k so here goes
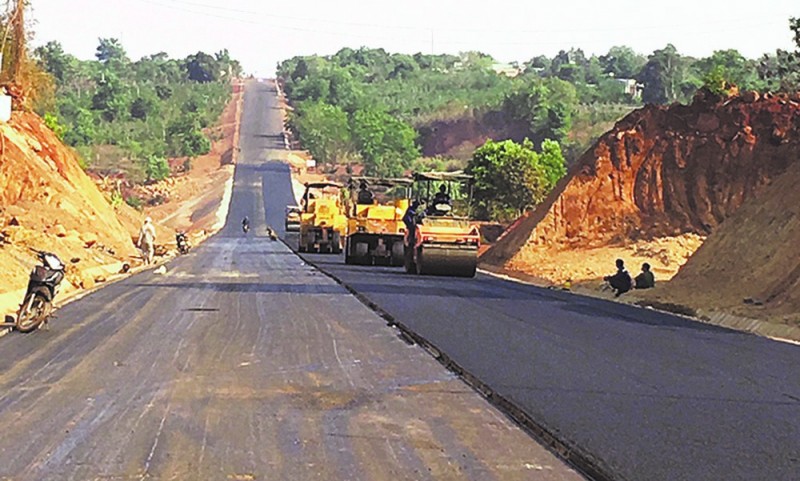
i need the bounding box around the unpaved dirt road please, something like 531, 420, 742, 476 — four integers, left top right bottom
0, 80, 582, 481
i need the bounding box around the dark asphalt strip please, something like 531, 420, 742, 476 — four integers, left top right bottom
288, 243, 615, 481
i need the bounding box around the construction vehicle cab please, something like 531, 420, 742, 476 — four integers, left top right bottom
299, 182, 347, 254
403, 172, 479, 277
345, 177, 412, 266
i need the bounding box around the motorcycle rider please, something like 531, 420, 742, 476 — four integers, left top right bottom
242, 216, 250, 233
175, 231, 190, 254
137, 217, 156, 265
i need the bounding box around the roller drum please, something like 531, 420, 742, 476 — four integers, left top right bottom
417, 244, 477, 277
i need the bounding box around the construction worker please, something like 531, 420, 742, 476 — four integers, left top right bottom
635, 263, 656, 289
357, 180, 374, 204
403, 200, 421, 233
429, 184, 452, 215
137, 217, 156, 265
604, 258, 632, 297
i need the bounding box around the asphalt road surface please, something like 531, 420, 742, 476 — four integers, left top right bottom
273, 116, 800, 478
0, 81, 582, 481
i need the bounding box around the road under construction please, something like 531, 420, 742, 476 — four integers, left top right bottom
0, 80, 797, 481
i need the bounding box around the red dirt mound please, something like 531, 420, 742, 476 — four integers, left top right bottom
482, 90, 800, 266
0, 112, 140, 310
638, 158, 800, 322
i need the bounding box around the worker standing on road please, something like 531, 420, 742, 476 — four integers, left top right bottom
403, 200, 421, 234
604, 258, 632, 297
634, 263, 656, 289
137, 217, 156, 265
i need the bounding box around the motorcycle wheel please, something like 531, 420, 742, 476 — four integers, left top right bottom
16, 291, 51, 333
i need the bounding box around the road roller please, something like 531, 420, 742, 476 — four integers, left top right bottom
298, 182, 347, 254
345, 177, 413, 266
403, 172, 480, 278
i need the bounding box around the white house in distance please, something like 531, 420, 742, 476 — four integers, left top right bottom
491, 62, 522, 77
616, 78, 643, 99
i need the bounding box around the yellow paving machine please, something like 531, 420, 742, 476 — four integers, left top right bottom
403, 172, 480, 277
298, 182, 347, 254
345, 177, 412, 266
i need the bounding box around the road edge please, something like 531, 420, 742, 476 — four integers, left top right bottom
287, 243, 618, 481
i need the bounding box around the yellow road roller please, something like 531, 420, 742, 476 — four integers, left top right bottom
298, 182, 347, 254
345, 177, 412, 266
403, 172, 480, 277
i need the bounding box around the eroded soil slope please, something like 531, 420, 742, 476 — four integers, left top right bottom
638, 159, 800, 323
0, 112, 141, 309
483, 91, 800, 279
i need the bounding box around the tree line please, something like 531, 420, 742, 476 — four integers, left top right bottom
32, 38, 241, 183
279, 18, 799, 220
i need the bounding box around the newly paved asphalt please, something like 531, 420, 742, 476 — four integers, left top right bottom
268, 121, 800, 479
0, 81, 581, 481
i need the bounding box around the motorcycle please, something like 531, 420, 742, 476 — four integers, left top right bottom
242, 221, 250, 234
176, 232, 191, 254
15, 249, 66, 333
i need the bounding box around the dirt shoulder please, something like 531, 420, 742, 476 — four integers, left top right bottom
142, 85, 243, 244
1, 83, 243, 330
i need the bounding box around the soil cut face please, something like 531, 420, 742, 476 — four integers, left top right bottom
482, 90, 800, 288
0, 112, 141, 312
0, 86, 242, 319
636, 158, 800, 325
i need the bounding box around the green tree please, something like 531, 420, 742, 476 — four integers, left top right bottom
639, 44, 686, 104
33, 41, 74, 82
290, 102, 353, 164
701, 65, 730, 96
96, 38, 128, 65
166, 116, 212, 157
350, 109, 419, 177
694, 50, 759, 90
503, 78, 577, 145
538, 139, 567, 190
91, 70, 129, 122
756, 19, 800, 92
184, 52, 219, 83
130, 94, 157, 120
43, 112, 67, 139
144, 155, 170, 182
467, 139, 547, 220
600, 46, 646, 79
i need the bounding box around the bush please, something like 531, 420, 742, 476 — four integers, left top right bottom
144, 155, 170, 182
125, 196, 143, 210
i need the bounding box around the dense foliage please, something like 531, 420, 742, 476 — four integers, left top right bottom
467, 139, 566, 221
278, 19, 799, 219
33, 39, 241, 182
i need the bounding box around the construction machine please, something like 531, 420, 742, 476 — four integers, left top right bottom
403, 172, 480, 277
298, 182, 347, 254
345, 177, 412, 266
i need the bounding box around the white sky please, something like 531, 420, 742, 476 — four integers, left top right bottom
29, 0, 798, 76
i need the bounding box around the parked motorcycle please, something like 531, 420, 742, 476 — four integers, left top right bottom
176, 232, 191, 254
15, 249, 66, 333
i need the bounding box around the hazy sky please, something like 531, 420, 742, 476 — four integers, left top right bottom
30, 0, 798, 75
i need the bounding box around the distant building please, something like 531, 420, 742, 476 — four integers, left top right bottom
617, 78, 643, 99
491, 62, 522, 77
